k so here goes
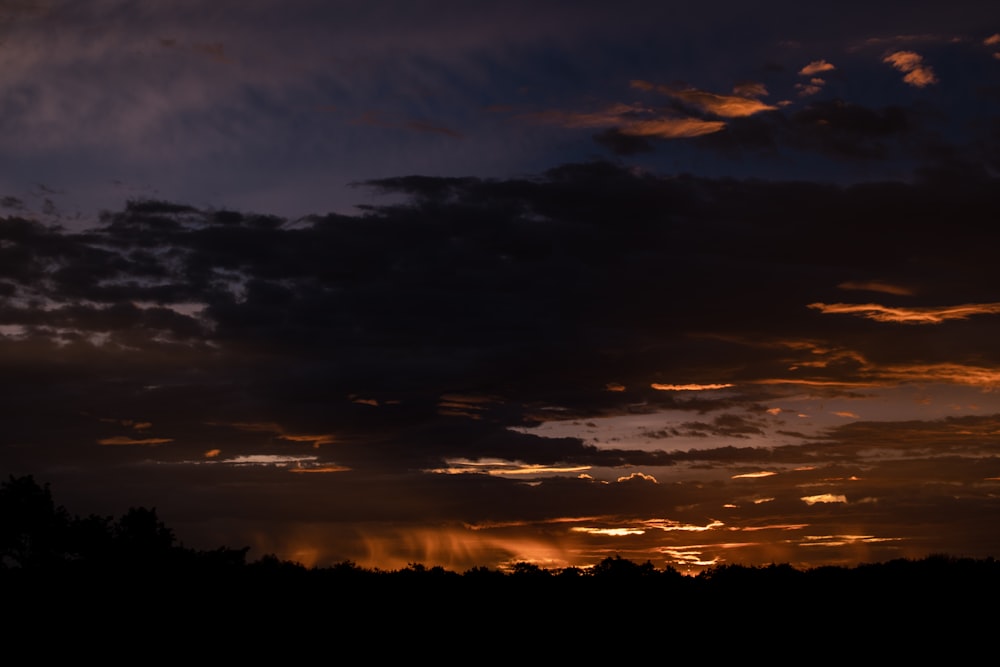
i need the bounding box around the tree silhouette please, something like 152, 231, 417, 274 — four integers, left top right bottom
0, 474, 70, 568
113, 506, 176, 561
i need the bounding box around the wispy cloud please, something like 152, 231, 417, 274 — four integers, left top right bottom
97, 436, 174, 446
808, 302, 1000, 324
837, 280, 914, 296
524, 104, 726, 138
226, 422, 335, 448
630, 80, 778, 117
651, 383, 734, 391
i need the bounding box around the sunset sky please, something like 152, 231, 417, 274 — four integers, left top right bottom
3, 0, 1000, 574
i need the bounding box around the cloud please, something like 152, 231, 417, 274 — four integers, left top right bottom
5, 159, 1000, 572
616, 472, 658, 483
837, 281, 914, 296
883, 50, 938, 87
288, 465, 351, 473
808, 302, 1000, 324
732, 81, 769, 98
789, 100, 910, 158
525, 104, 726, 138
97, 436, 174, 446
651, 384, 734, 391
621, 116, 727, 138
801, 494, 848, 505
799, 60, 836, 76
630, 80, 778, 117
795, 82, 824, 97
732, 471, 776, 479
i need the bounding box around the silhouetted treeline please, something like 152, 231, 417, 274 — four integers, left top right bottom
3, 472, 999, 648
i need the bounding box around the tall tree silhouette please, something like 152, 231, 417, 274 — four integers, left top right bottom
0, 474, 70, 568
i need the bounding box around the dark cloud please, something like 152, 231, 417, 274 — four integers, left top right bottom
790, 100, 910, 159
592, 128, 655, 155
4, 164, 1000, 490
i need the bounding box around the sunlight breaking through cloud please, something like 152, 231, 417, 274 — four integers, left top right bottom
429, 458, 592, 477
801, 494, 848, 505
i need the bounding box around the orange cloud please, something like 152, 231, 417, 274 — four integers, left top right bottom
623, 116, 727, 137
878, 363, 1000, 388
883, 51, 938, 87
643, 518, 726, 532
571, 526, 646, 536
527, 104, 726, 138
616, 472, 658, 483
97, 436, 174, 446
651, 383, 734, 391
985, 34, 1000, 46
675, 89, 778, 117
288, 465, 350, 473
801, 494, 847, 505
630, 80, 778, 117
755, 362, 1000, 390
836, 280, 914, 296
799, 60, 836, 76
226, 421, 334, 447
278, 433, 336, 447
808, 301, 1000, 323
429, 458, 591, 477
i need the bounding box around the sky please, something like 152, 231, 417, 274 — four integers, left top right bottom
3, 0, 1000, 574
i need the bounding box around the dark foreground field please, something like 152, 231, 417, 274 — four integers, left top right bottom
4, 474, 997, 658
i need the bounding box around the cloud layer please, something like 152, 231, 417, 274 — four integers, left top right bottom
4, 159, 1000, 571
